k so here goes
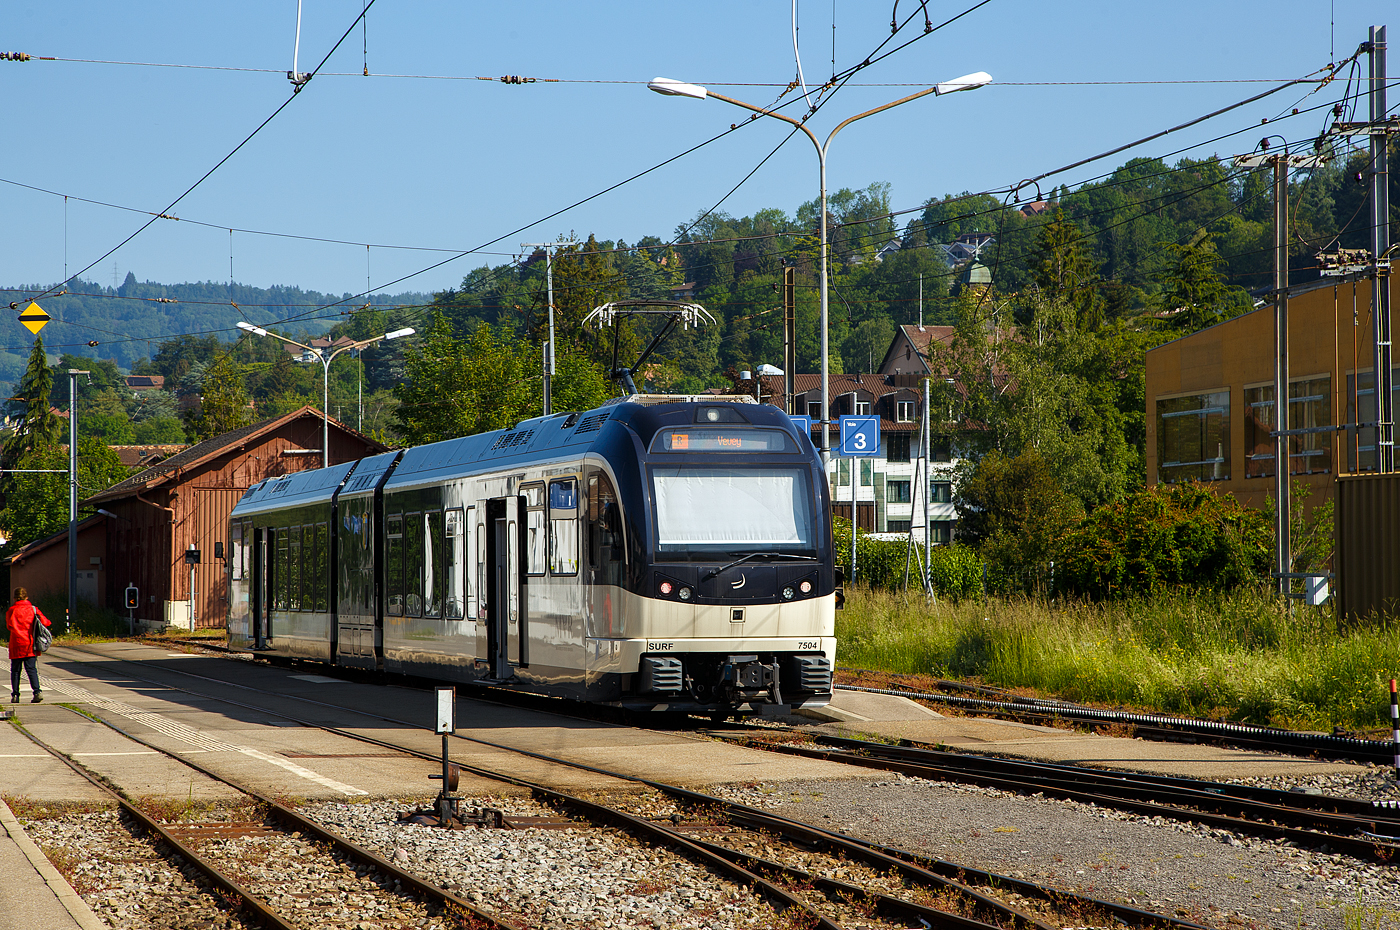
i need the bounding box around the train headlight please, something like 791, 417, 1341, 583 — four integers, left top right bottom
799, 580, 813, 595
782, 586, 795, 600
678, 586, 693, 601
659, 581, 674, 596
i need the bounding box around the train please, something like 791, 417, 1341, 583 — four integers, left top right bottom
226, 394, 837, 716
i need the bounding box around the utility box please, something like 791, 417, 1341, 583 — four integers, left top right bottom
164, 599, 193, 631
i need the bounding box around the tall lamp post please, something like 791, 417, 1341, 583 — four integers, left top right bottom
237, 322, 415, 467
648, 72, 990, 465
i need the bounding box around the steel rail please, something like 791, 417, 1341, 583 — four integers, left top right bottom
835, 682, 1394, 764
8, 719, 300, 930
50, 643, 1206, 930
724, 735, 1400, 863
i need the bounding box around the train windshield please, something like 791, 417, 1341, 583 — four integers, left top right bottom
651, 466, 815, 557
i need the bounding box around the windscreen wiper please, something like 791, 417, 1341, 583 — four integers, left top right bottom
704, 551, 817, 580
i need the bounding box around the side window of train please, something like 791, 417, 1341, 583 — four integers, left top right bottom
406, 511, 424, 618
463, 506, 476, 620
290, 526, 305, 611
274, 527, 290, 611
444, 509, 464, 620
313, 523, 329, 612
424, 511, 444, 619
587, 472, 623, 586
549, 478, 579, 576
522, 483, 546, 576
475, 515, 486, 619
229, 522, 245, 581
386, 514, 404, 617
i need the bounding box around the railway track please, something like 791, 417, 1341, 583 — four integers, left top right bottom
42, 642, 1214, 930
714, 729, 1400, 863
834, 675, 1396, 766
9, 705, 511, 930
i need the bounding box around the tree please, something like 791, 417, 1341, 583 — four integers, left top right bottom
1155, 231, 1247, 331
954, 449, 1083, 593
5, 336, 61, 460
183, 352, 253, 441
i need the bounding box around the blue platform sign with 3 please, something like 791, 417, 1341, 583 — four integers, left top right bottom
837, 415, 880, 458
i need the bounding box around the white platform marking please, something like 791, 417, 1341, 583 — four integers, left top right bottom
39, 678, 367, 796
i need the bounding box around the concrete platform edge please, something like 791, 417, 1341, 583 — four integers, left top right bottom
0, 799, 107, 930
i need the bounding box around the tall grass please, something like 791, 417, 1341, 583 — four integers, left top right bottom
836, 586, 1400, 732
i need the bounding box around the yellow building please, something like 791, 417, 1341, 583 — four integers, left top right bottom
1146, 273, 1398, 512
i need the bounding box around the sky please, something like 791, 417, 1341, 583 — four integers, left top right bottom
1, 1, 1395, 317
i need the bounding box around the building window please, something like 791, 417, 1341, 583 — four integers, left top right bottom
855, 400, 872, 416
860, 459, 873, 487
1245, 377, 1333, 478
1346, 367, 1400, 473
930, 481, 952, 503
929, 435, 952, 463
896, 400, 916, 423
932, 521, 953, 545
1156, 391, 1229, 483
887, 519, 911, 533
887, 433, 911, 462
887, 480, 911, 504
806, 400, 822, 420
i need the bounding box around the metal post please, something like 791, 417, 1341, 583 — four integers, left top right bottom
783, 265, 796, 414
321, 354, 330, 468
1273, 158, 1291, 595
1370, 26, 1394, 474
922, 377, 932, 594
521, 241, 577, 416
67, 370, 88, 632
849, 451, 857, 584
918, 273, 924, 331
819, 150, 831, 468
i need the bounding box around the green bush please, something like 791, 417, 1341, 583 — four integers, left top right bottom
832, 517, 983, 599
1055, 482, 1272, 599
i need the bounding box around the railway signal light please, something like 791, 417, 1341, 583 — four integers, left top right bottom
125, 585, 139, 610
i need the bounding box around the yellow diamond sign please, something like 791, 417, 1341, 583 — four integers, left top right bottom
18, 302, 49, 335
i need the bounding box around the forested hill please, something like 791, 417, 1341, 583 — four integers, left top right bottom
0, 275, 430, 379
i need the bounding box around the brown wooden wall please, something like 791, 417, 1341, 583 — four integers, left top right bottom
1336, 472, 1400, 621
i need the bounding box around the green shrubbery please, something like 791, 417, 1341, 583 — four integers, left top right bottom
832, 518, 983, 599
1055, 482, 1273, 598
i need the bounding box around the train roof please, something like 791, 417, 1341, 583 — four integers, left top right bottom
231, 396, 814, 515
232, 459, 359, 517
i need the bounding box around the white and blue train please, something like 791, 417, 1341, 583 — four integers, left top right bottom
226, 395, 836, 715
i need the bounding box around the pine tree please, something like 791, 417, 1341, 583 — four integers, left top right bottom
4, 336, 61, 460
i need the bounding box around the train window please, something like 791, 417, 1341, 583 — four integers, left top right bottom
274, 528, 290, 611
313, 523, 329, 612
444, 509, 464, 620
406, 512, 424, 618
229, 522, 245, 581
652, 466, 815, 555
475, 516, 486, 619
464, 507, 477, 620
522, 483, 546, 576
424, 511, 444, 619
386, 514, 404, 617
549, 479, 579, 575
587, 472, 624, 587
290, 526, 305, 611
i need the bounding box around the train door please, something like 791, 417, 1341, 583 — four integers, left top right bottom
586, 471, 624, 637
485, 497, 525, 678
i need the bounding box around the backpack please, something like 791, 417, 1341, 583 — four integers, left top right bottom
31, 612, 51, 654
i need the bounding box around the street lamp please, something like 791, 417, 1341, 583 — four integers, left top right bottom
649, 71, 991, 465
236, 321, 415, 467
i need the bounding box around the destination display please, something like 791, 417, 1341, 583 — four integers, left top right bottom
652, 428, 792, 453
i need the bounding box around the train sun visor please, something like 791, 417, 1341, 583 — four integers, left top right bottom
651, 466, 814, 554
650, 428, 792, 453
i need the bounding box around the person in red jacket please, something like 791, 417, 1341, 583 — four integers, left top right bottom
7, 587, 49, 704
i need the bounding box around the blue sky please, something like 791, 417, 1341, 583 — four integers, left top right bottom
1, 2, 1393, 307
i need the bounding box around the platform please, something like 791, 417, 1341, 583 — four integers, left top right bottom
0, 800, 105, 930
795, 687, 1367, 779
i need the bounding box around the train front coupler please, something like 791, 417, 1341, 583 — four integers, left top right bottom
720, 654, 783, 708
